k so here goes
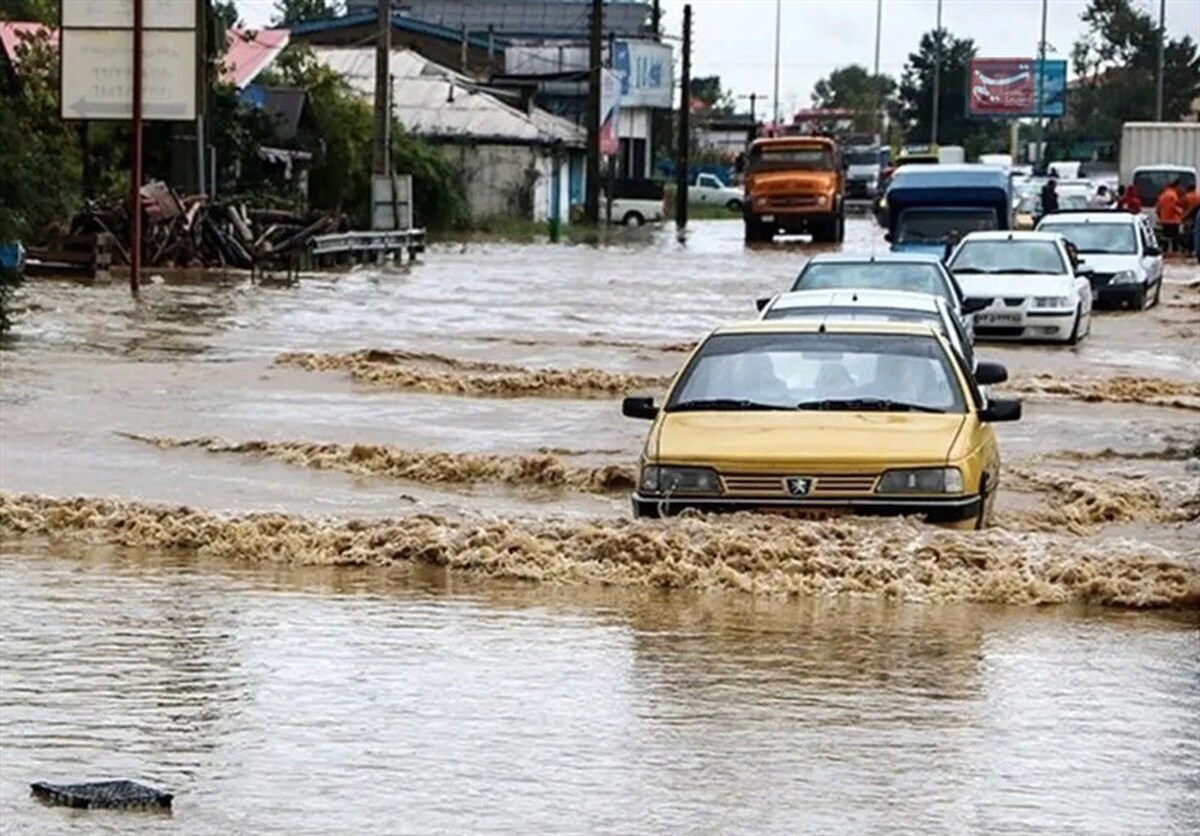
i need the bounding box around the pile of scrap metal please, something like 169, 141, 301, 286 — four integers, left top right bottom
69, 181, 345, 270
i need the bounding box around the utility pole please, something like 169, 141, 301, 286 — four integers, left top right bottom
585, 0, 602, 224
676, 4, 692, 232
738, 93, 768, 140
772, 0, 782, 126
1035, 0, 1048, 169
373, 0, 391, 175
1155, 0, 1166, 121
652, 0, 662, 37
130, 0, 144, 295
872, 0, 883, 143
931, 0, 943, 146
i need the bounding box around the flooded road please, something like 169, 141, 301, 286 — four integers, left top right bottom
2, 219, 1199, 832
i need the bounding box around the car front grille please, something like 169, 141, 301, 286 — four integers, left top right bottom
1089, 272, 1114, 286
720, 472, 881, 496
1003, 297, 1024, 307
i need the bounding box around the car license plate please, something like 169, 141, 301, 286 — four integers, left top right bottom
977, 312, 1022, 325
760, 507, 848, 520
761, 214, 775, 222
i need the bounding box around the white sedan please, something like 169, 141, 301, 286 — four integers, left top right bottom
946, 231, 1093, 344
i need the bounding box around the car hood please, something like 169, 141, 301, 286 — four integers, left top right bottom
891, 241, 948, 258
954, 272, 1075, 298
748, 170, 836, 194
1075, 253, 1139, 274
654, 411, 966, 468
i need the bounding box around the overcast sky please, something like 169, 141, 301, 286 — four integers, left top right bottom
237, 0, 1200, 120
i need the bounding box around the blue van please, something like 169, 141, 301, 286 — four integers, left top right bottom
884, 165, 1012, 257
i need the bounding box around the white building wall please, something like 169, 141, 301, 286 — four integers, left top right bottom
439, 143, 559, 221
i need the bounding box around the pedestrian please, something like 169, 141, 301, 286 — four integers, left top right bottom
1117, 183, 1142, 214
1040, 178, 1059, 219
1183, 183, 1200, 256
1155, 179, 1184, 253
1088, 184, 1113, 209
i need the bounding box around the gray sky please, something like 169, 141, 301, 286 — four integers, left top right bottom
236, 0, 1200, 121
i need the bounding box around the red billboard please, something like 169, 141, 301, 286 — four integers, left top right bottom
968, 58, 1036, 116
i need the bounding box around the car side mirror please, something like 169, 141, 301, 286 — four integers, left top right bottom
974, 361, 1008, 386
961, 297, 991, 315
755, 296, 771, 312
980, 398, 1021, 423
884, 232, 893, 243
622, 396, 659, 420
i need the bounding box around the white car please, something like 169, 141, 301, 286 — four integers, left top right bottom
1036, 211, 1164, 309
947, 231, 1093, 344
758, 288, 976, 369
690, 173, 744, 210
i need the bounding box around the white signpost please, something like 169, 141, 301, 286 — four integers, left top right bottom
60, 0, 197, 122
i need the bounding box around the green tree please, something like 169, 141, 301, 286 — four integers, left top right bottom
811, 64, 896, 133
272, 0, 345, 25
898, 29, 1005, 157
689, 76, 735, 114
1066, 0, 1200, 146
0, 1, 56, 23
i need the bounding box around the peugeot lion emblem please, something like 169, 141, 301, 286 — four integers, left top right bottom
785, 477, 812, 496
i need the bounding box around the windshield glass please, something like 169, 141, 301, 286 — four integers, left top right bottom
791, 262, 951, 301
764, 307, 940, 328
668, 333, 965, 413
1056, 193, 1091, 210
846, 150, 878, 166
1038, 222, 1137, 254
950, 240, 1066, 274
1133, 169, 1197, 207
749, 146, 834, 172
896, 209, 998, 243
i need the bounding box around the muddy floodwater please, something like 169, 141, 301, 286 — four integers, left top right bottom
2, 219, 1199, 833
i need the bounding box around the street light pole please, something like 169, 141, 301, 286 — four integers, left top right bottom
1036, 0, 1048, 169
772, 0, 782, 127
872, 0, 883, 143
1155, 0, 1166, 121
931, 0, 943, 146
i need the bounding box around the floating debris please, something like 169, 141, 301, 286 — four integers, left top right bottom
30, 780, 172, 811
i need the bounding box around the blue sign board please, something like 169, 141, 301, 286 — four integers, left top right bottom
1033, 59, 1067, 118
612, 41, 672, 109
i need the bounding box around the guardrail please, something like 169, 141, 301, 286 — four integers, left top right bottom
309, 229, 426, 261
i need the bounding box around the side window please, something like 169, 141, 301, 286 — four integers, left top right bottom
698, 175, 715, 188
946, 310, 975, 370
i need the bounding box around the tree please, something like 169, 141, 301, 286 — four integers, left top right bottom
0, 1, 56, 23
1066, 0, 1200, 146
689, 76, 735, 115
272, 0, 345, 25
898, 29, 1005, 157
811, 64, 896, 133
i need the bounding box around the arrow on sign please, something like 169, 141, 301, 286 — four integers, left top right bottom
68, 97, 192, 118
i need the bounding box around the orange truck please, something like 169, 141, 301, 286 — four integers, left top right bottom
742, 136, 845, 243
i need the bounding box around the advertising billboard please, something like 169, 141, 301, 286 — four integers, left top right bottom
968, 58, 1066, 118
612, 40, 672, 109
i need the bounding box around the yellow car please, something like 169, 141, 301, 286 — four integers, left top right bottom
622, 321, 1021, 529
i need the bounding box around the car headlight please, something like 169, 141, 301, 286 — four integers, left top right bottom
1110, 270, 1140, 284
1032, 296, 1072, 308
639, 465, 723, 495
876, 467, 964, 494
816, 195, 828, 206
754, 196, 769, 208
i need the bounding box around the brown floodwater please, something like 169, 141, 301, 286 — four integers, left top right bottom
2, 219, 1198, 832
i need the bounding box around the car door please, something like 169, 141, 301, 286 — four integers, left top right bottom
696, 174, 718, 204
1138, 218, 1164, 289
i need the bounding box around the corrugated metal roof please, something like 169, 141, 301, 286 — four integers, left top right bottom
346, 1, 653, 38
313, 47, 585, 147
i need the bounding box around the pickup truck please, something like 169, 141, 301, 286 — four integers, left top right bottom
603, 179, 666, 226
688, 173, 744, 210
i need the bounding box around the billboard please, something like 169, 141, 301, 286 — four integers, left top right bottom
968, 58, 1066, 118
612, 40, 672, 109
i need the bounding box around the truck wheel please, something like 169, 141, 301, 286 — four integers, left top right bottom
726, 199, 743, 212
623, 211, 644, 227
810, 219, 834, 244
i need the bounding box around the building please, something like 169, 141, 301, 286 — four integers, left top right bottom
345, 0, 657, 39
314, 47, 585, 222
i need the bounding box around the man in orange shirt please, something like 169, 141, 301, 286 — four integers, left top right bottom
1155, 180, 1184, 252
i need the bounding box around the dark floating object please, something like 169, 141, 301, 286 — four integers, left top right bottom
30, 780, 173, 811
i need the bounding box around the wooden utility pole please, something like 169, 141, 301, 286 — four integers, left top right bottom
584, 0, 603, 224
373, 0, 392, 175
675, 4, 692, 231
1155, 0, 1166, 121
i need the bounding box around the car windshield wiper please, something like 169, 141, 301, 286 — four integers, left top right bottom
950, 267, 989, 273
796, 398, 947, 414
997, 268, 1058, 274
667, 398, 795, 413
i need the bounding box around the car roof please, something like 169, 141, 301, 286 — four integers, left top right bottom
958, 230, 1063, 243
804, 252, 944, 264
713, 320, 942, 338
1039, 212, 1136, 225
767, 289, 942, 313
1132, 164, 1197, 173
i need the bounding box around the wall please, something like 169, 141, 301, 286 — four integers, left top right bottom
439, 142, 562, 221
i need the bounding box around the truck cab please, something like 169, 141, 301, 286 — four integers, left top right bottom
743, 136, 845, 244
844, 144, 883, 199
884, 165, 1012, 258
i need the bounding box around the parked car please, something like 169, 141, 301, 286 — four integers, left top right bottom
603, 179, 666, 226
1036, 211, 1163, 309
947, 231, 1094, 344
621, 320, 1020, 528
688, 173, 744, 210
758, 288, 976, 369
778, 252, 987, 332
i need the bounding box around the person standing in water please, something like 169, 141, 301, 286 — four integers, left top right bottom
1039, 178, 1059, 220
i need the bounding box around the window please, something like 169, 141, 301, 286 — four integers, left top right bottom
896, 209, 999, 243
669, 333, 965, 413
1133, 169, 1197, 207
749, 146, 834, 172
1037, 222, 1137, 254
949, 240, 1067, 275
791, 262, 952, 302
